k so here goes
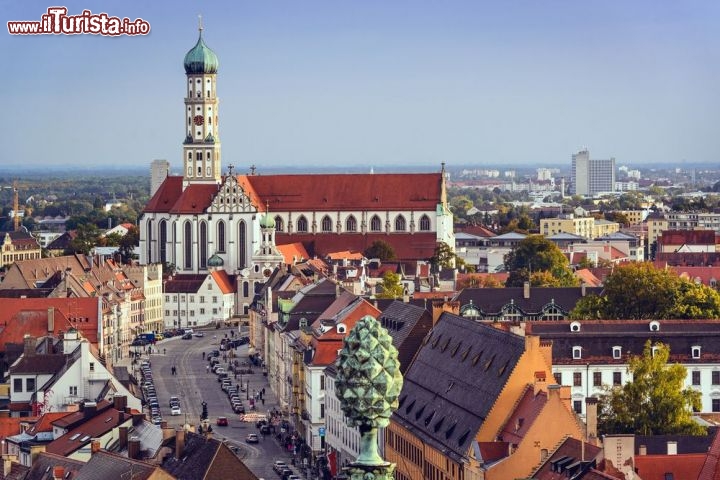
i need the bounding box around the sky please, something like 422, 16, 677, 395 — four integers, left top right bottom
3, 1, 720, 172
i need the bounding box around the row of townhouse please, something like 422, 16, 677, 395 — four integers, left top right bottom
0, 254, 163, 367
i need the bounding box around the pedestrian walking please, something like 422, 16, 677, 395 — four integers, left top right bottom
261, 397, 265, 405
206, 365, 210, 373
202, 352, 205, 360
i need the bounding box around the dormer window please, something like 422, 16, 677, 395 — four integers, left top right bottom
572, 346, 582, 360
612, 346, 622, 359
299, 318, 307, 328
692, 346, 701, 359
337, 323, 347, 334
651, 345, 659, 357
570, 321, 581, 332
649, 321, 660, 332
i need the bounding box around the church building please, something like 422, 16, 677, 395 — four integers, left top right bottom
139, 25, 454, 317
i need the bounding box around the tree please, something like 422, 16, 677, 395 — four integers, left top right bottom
598, 341, 704, 436
118, 225, 139, 264
571, 262, 720, 320
504, 235, 577, 287
364, 240, 396, 261
376, 271, 404, 299
67, 223, 101, 255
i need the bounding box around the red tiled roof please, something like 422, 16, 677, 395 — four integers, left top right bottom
144, 172, 442, 215
699, 424, 720, 480
574, 268, 603, 287
163, 274, 206, 294
47, 402, 130, 457
211, 270, 235, 294
0, 298, 100, 345
248, 173, 441, 211
276, 232, 438, 261
0, 417, 24, 439
634, 454, 705, 480
660, 230, 718, 246
456, 225, 496, 237
27, 412, 72, 435
326, 250, 364, 261
499, 387, 547, 445
412, 291, 454, 299
277, 243, 310, 264
477, 442, 509, 463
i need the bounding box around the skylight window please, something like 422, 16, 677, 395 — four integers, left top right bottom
69, 433, 80, 441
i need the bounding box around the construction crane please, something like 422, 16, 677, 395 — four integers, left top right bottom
1, 181, 25, 231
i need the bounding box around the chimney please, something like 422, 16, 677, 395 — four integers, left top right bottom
581, 282, 587, 297
4, 457, 14, 478
175, 429, 186, 460
118, 426, 129, 450
47, 307, 55, 332
667, 441, 677, 455
91, 439, 101, 454
128, 436, 140, 460
132, 412, 144, 425
585, 397, 598, 443
113, 395, 127, 412
639, 445, 647, 456
83, 401, 97, 418
23, 335, 36, 356
523, 281, 530, 299
52, 466, 65, 480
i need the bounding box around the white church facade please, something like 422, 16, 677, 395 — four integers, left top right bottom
139, 26, 454, 317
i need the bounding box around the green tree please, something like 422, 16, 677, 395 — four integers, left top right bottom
571, 262, 720, 320
67, 223, 101, 255
599, 341, 704, 436
364, 240, 396, 261
376, 271, 404, 299
504, 235, 577, 287
118, 225, 139, 264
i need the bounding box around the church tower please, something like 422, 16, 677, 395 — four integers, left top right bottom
252, 211, 285, 279
182, 18, 221, 188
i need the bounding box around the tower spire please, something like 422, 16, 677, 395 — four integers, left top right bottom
198, 14, 203, 35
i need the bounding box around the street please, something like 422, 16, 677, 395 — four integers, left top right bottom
137, 329, 297, 479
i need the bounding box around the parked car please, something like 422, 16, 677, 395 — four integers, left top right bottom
272, 461, 288, 474
131, 338, 148, 347
194, 332, 205, 337
182, 333, 192, 340
216, 416, 228, 426
245, 433, 259, 443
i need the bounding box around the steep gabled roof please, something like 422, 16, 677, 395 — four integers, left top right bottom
393, 312, 525, 462
530, 437, 604, 479
498, 386, 547, 445
634, 453, 705, 480
246, 172, 441, 211
25, 452, 83, 480
163, 274, 207, 294
378, 301, 433, 373
9, 353, 67, 375
210, 270, 235, 294
454, 287, 603, 316
74, 451, 158, 480
277, 242, 311, 264
161, 431, 258, 480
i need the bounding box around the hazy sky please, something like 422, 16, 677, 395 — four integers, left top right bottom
4, 1, 720, 171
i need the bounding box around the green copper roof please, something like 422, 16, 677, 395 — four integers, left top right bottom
260, 213, 276, 229
184, 31, 218, 74
207, 253, 224, 267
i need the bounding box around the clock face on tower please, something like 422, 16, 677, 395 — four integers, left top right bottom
193, 115, 204, 126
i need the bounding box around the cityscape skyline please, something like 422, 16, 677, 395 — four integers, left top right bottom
4, 1, 720, 170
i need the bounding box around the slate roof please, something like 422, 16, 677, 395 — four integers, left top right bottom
378, 301, 433, 373
530, 437, 605, 480
660, 229, 718, 246
528, 320, 720, 365
9, 353, 67, 375
161, 431, 258, 480
74, 451, 157, 480
24, 452, 83, 480
393, 312, 525, 463
163, 274, 207, 294
281, 279, 339, 331
635, 427, 718, 455
454, 287, 603, 316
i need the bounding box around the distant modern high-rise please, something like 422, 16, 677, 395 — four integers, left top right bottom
570, 149, 615, 196
150, 159, 170, 196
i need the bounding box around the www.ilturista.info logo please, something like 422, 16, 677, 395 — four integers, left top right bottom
8, 7, 150, 36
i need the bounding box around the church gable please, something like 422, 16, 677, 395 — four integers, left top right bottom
209, 173, 257, 214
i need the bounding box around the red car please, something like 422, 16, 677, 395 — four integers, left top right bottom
216, 416, 228, 427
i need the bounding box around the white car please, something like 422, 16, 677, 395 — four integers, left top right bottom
171, 405, 182, 416
194, 332, 205, 337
